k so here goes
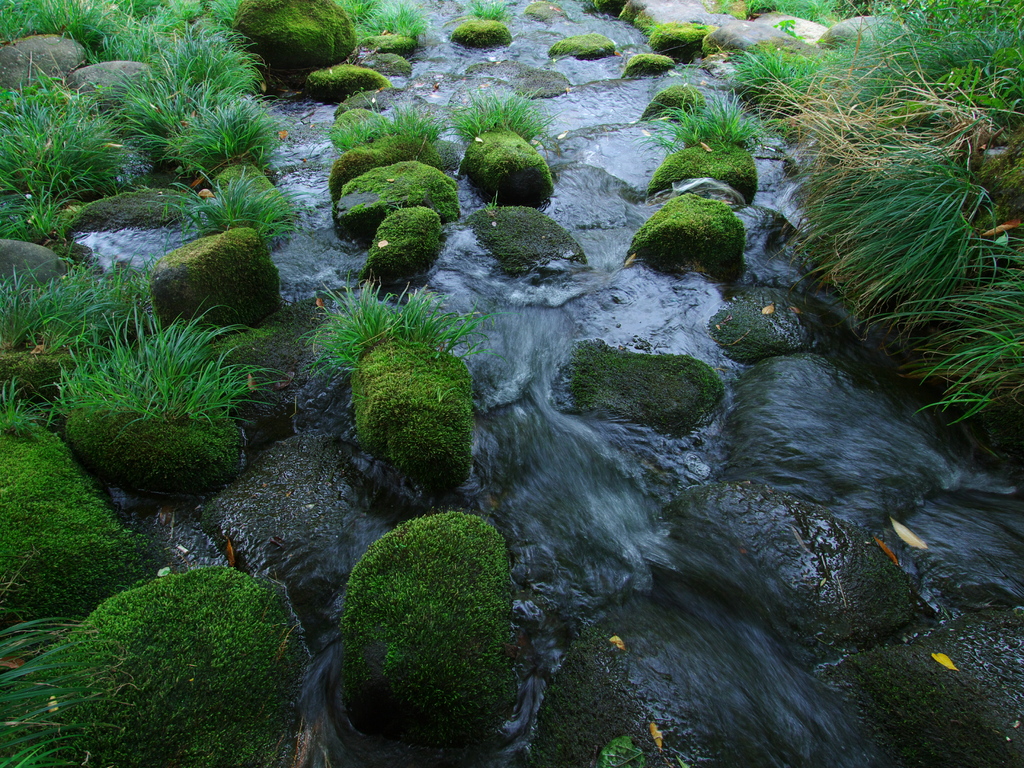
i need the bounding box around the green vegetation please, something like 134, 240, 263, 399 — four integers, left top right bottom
745, 0, 850, 25
341, 511, 513, 746
641, 84, 707, 121
362, 206, 443, 279
0, 379, 51, 435
648, 94, 763, 151
466, 206, 585, 275
459, 129, 554, 206
363, 0, 428, 39
451, 89, 553, 143
647, 144, 758, 200
451, 19, 513, 48
329, 136, 445, 199
306, 64, 392, 102
731, 46, 826, 114
622, 53, 675, 77
232, 0, 356, 69
329, 104, 443, 153
168, 97, 279, 174
647, 22, 715, 62
169, 173, 298, 241
708, 289, 809, 363
464, 0, 512, 21
548, 32, 616, 60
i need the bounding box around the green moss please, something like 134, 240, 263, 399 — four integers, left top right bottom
341, 511, 513, 747
67, 567, 302, 768
0, 349, 72, 400
65, 410, 241, 493
150, 227, 281, 328
451, 19, 512, 48
305, 64, 391, 102
233, 0, 356, 70
328, 136, 444, 202
629, 193, 745, 280
593, 0, 627, 15
337, 86, 404, 112
548, 32, 616, 60
647, 145, 758, 201
466, 205, 585, 275
352, 340, 473, 489
362, 52, 412, 77
332, 107, 377, 129
0, 428, 145, 621
459, 129, 553, 206
69, 188, 179, 232
708, 289, 809, 363
362, 206, 443, 280
523, 1, 566, 21
213, 163, 276, 194
979, 128, 1024, 223
648, 22, 716, 62
335, 161, 459, 239
622, 53, 675, 77
640, 84, 706, 120
360, 33, 417, 56
618, 4, 656, 34
568, 339, 723, 435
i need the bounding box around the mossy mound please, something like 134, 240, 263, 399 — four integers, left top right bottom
360, 33, 417, 56
460, 129, 553, 206
362, 52, 412, 77
640, 83, 706, 120
213, 162, 276, 193
452, 19, 512, 48
593, 0, 627, 15
337, 86, 405, 112
466, 206, 585, 275
0, 349, 72, 400
548, 32, 616, 60
708, 288, 810, 363
65, 411, 241, 494
648, 22, 716, 62
68, 567, 302, 768
328, 136, 444, 201
332, 107, 377, 129
341, 511, 513, 747
464, 60, 570, 98
362, 206, 443, 280
629, 193, 745, 280
568, 339, 723, 435
69, 188, 179, 232
233, 0, 355, 69
622, 52, 675, 76
149, 227, 280, 328
523, 1, 567, 21
305, 63, 391, 102
647, 145, 758, 201
0, 428, 146, 621
335, 161, 459, 239
352, 340, 473, 489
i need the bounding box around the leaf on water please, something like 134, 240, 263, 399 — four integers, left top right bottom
609, 635, 626, 650
641, 129, 651, 136
649, 722, 664, 751
614, 50, 622, 56
225, 537, 236, 568
557, 131, 568, 139
890, 517, 928, 549
565, 87, 571, 94
981, 219, 1021, 237
624, 253, 637, 267
699, 142, 713, 152
931, 652, 958, 671
278, 130, 288, 140
872, 536, 899, 566
761, 303, 775, 315
198, 188, 215, 199
377, 240, 389, 248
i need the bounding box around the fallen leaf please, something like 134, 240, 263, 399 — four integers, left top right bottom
48, 696, 58, 713
475, 136, 484, 143
0, 657, 25, 670
873, 536, 899, 566
247, 373, 257, 390
386, 178, 396, 182
981, 219, 1020, 237
613, 50, 622, 56
565, 87, 571, 94
761, 303, 775, 315
377, 240, 389, 248
103, 142, 124, 149
624, 253, 637, 267
890, 517, 928, 549
316, 297, 325, 308
931, 652, 958, 671
641, 128, 651, 136
700, 142, 713, 152
557, 131, 568, 139
609, 635, 626, 650
278, 130, 288, 140
198, 188, 215, 199
225, 537, 236, 567
30, 343, 44, 355
649, 722, 663, 751
789, 306, 801, 314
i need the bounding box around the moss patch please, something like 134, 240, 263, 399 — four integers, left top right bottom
641, 84, 707, 120
523, 1, 567, 21
623, 53, 675, 76
69, 188, 179, 232
0, 349, 72, 400
328, 136, 444, 201
452, 19, 512, 48
360, 33, 417, 56
593, 0, 627, 15
708, 288, 809, 363
979, 127, 1024, 223
648, 22, 716, 62
466, 205, 585, 275
548, 32, 616, 60
233, 0, 355, 70
305, 64, 391, 102
362, 52, 412, 77
213, 163, 276, 194
362, 206, 443, 280
648, 145, 758, 201
460, 129, 553, 206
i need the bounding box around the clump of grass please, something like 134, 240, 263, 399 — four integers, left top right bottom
451, 89, 553, 142
0, 379, 52, 436
648, 93, 763, 151
23, 0, 127, 50
745, 0, 851, 26
363, 0, 429, 38
732, 47, 827, 115
0, 184, 72, 244
464, 0, 511, 21
148, 22, 261, 95
169, 174, 298, 241
168, 97, 279, 173
330, 104, 444, 152
338, 0, 380, 27
117, 78, 224, 165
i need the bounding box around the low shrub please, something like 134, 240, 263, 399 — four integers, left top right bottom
169, 97, 279, 173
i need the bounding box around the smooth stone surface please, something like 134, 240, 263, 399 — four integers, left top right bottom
0, 35, 86, 90
0, 239, 65, 281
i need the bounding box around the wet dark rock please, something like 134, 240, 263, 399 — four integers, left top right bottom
69, 189, 180, 232
336, 86, 407, 112
464, 60, 570, 98
0, 35, 86, 90
0, 239, 65, 280
707, 287, 811, 363
465, 206, 585, 276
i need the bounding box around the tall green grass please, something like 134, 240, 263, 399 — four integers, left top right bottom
0, 379, 53, 436
330, 105, 444, 152
169, 97, 279, 173
745, 0, 853, 26
451, 89, 553, 142
363, 0, 429, 38
732, 47, 827, 115
464, 0, 512, 21
647, 93, 763, 150
169, 175, 298, 240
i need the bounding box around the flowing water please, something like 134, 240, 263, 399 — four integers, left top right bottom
81, 3, 1024, 765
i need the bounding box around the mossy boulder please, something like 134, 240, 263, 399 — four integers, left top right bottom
641, 83, 707, 120
452, 19, 513, 48
362, 206, 443, 280
65, 411, 242, 494
466, 206, 585, 275
464, 60, 570, 98
69, 188, 179, 232
150, 227, 280, 328
979, 127, 1024, 223
708, 288, 810, 363
0, 428, 146, 621
0, 349, 72, 400
362, 52, 412, 77
0, 239, 65, 281
648, 22, 716, 61
213, 162, 277, 194
460, 129, 553, 206
67, 567, 302, 768
593, 0, 628, 15
233, 0, 356, 70
305, 64, 391, 102
647, 145, 758, 202
328, 136, 444, 201
568, 339, 723, 435
548, 33, 617, 60
352, 340, 473, 489
524, 1, 567, 21
334, 161, 459, 239
341, 511, 513, 747
622, 52, 675, 76
360, 33, 417, 56
629, 193, 745, 280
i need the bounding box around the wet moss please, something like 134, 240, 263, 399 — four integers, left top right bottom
341, 511, 513, 747
568, 339, 723, 435
233, 0, 356, 70
69, 188, 179, 232
460, 129, 553, 206
623, 53, 675, 76
360, 34, 417, 56
337, 86, 405, 112
213, 162, 276, 194
328, 136, 444, 202
548, 32, 616, 60
362, 206, 443, 280
466, 205, 585, 275
707, 288, 809, 363
452, 19, 512, 48
0, 349, 72, 400
67, 567, 302, 768
362, 52, 412, 77
305, 64, 391, 102
641, 84, 707, 120
648, 22, 716, 62
593, 0, 627, 15
464, 60, 570, 98
648, 145, 758, 201
523, 1, 566, 21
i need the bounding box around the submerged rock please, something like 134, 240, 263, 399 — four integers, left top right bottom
524, 1, 568, 21
708, 287, 811, 363
465, 60, 570, 98
466, 205, 585, 275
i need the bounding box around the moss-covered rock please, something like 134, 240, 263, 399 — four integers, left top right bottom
523, 1, 567, 21
548, 32, 617, 60
362, 206, 443, 280
464, 60, 571, 98
452, 19, 513, 48
149, 227, 280, 328
233, 0, 355, 70
568, 339, 723, 435
65, 411, 241, 494
640, 83, 707, 120
708, 288, 810, 363
466, 206, 585, 275
362, 52, 412, 77
352, 340, 473, 489
0, 428, 146, 621
648, 22, 716, 62
334, 161, 459, 239
341, 511, 513, 747
336, 86, 405, 112
212, 163, 277, 194
629, 193, 745, 280
360, 33, 417, 56
305, 63, 391, 102
647, 145, 758, 201
460, 129, 553, 206
69, 189, 179, 232
332, 107, 377, 129
593, 0, 627, 16
328, 136, 444, 201
0, 349, 72, 400
622, 52, 675, 76
67, 567, 302, 768
979, 127, 1024, 224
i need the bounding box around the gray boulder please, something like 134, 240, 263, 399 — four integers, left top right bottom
0, 35, 87, 90
66, 61, 150, 105
620, 0, 734, 27
0, 239, 65, 281
704, 20, 817, 53
818, 15, 888, 48
751, 12, 827, 45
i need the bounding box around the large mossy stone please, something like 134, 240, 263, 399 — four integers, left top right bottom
465, 60, 570, 98
150, 227, 280, 328
452, 19, 513, 48
629, 193, 745, 280
568, 339, 723, 435
352, 341, 473, 489
335, 161, 459, 239
0, 428, 146, 622
359, 33, 417, 56
305, 63, 391, 102
68, 567, 302, 768
466, 206, 585, 275
641, 83, 706, 120
233, 0, 355, 70
362, 52, 412, 77
328, 136, 444, 201
548, 32, 617, 60
0, 349, 71, 400
341, 511, 513, 747
0, 239, 65, 281
0, 35, 87, 90
708, 288, 810, 363
648, 22, 715, 61
69, 189, 179, 232
524, 1, 567, 21
362, 206, 443, 280
647, 145, 758, 201
460, 129, 553, 206
593, 0, 627, 15
622, 53, 675, 76
65, 411, 242, 494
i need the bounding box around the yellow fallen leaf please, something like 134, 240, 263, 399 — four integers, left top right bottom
475, 136, 484, 143
48, 696, 58, 713
386, 178, 396, 182
278, 130, 288, 140
931, 652, 958, 670
699, 142, 713, 152
761, 303, 775, 315
609, 635, 626, 650
872, 536, 899, 566
890, 517, 928, 549
624, 253, 637, 267
103, 142, 123, 148
377, 240, 389, 248
649, 722, 663, 751
789, 306, 801, 314
641, 128, 651, 136
557, 131, 568, 139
